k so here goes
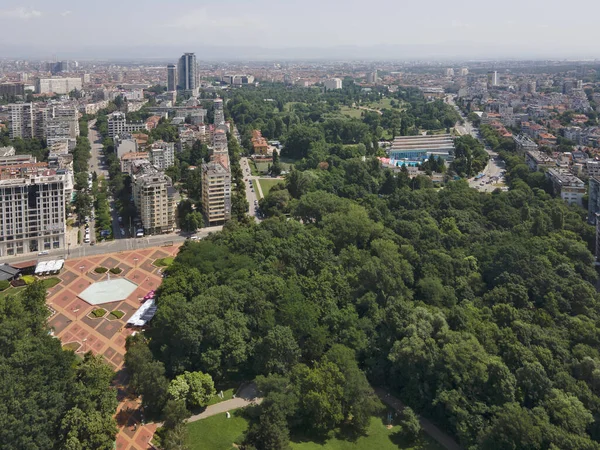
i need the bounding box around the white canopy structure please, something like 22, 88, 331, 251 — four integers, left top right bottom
34, 259, 65, 275
127, 299, 157, 327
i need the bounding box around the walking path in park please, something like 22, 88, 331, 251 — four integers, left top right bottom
186, 383, 262, 423
374, 388, 463, 450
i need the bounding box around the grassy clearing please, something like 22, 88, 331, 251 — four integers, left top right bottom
0, 286, 26, 301
249, 160, 259, 176
187, 409, 248, 450
206, 388, 235, 406
284, 101, 307, 112
340, 106, 363, 119
258, 179, 284, 197
187, 414, 441, 450
154, 257, 175, 267
255, 161, 270, 174
291, 416, 443, 450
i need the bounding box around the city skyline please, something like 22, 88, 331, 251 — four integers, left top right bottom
1, 0, 600, 60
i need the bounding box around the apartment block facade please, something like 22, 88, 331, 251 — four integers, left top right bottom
148, 141, 175, 170
0, 170, 68, 257
202, 153, 231, 225
131, 161, 179, 234
107, 112, 146, 138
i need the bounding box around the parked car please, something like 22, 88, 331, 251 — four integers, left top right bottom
38, 250, 49, 256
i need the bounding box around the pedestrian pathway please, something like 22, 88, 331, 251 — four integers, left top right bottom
186, 383, 262, 423
374, 388, 463, 450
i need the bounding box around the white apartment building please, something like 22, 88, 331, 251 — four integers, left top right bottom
214, 98, 225, 125
148, 141, 175, 170
546, 168, 586, 207
46, 106, 79, 149
36, 77, 82, 94
202, 153, 231, 225
107, 112, 146, 138
0, 170, 68, 256
324, 78, 343, 90
131, 161, 179, 234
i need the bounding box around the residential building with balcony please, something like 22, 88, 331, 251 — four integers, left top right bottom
131, 161, 179, 234
202, 153, 231, 225
546, 168, 585, 207
0, 166, 68, 256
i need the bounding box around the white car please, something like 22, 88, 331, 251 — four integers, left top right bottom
38, 250, 49, 256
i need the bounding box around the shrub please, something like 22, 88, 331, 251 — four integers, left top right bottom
110, 310, 124, 319
91, 308, 107, 318
109, 267, 122, 274
154, 257, 175, 267
94, 267, 108, 274
21, 275, 36, 285
0, 280, 10, 291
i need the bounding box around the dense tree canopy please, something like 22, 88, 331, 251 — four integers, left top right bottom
0, 283, 117, 449
143, 140, 600, 448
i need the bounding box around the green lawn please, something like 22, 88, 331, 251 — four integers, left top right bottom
154, 257, 175, 267
206, 388, 235, 406
255, 161, 270, 174
340, 106, 363, 119
187, 409, 248, 450
291, 417, 442, 450
0, 286, 26, 301
258, 178, 284, 197
187, 414, 441, 450
41, 277, 61, 289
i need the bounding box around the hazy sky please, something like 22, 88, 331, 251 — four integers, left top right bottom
2, 0, 600, 59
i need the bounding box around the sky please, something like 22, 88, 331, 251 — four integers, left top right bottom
2, 0, 600, 60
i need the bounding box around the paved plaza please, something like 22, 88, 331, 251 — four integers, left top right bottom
46, 244, 182, 450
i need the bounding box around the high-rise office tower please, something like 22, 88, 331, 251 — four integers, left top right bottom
167, 64, 177, 92
177, 53, 197, 92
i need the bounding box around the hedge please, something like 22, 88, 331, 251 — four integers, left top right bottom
110, 310, 125, 319
109, 267, 122, 274
21, 275, 36, 285
91, 308, 107, 318
94, 267, 108, 274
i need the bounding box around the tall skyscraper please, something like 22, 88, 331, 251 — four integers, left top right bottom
177, 53, 197, 92
167, 64, 177, 92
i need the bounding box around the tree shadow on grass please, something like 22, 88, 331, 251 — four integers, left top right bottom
389, 430, 425, 449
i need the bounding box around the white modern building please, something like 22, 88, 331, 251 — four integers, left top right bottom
36, 77, 82, 94
324, 78, 343, 90
107, 112, 146, 138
